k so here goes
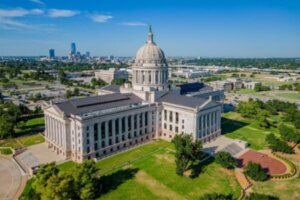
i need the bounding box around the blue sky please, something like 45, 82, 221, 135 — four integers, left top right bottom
0, 0, 299, 57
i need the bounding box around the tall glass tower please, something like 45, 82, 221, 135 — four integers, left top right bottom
70, 42, 76, 54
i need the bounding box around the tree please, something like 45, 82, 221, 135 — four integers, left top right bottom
0, 115, 14, 139
32, 162, 59, 195
111, 78, 126, 85
266, 133, 294, 154
244, 162, 268, 181
257, 110, 270, 128
278, 123, 300, 143
172, 134, 203, 176
245, 193, 279, 200
214, 151, 237, 169
72, 160, 101, 200
199, 193, 233, 200
43, 172, 76, 200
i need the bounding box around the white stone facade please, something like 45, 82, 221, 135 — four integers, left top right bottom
43, 27, 222, 163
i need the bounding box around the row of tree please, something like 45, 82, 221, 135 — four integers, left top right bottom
29, 161, 101, 200
187, 58, 300, 69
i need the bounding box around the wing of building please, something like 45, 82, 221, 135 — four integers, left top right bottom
44, 27, 224, 162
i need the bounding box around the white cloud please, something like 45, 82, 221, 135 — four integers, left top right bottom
90, 14, 112, 23
29, 0, 45, 5
48, 9, 80, 18
31, 9, 44, 15
0, 8, 30, 17
121, 22, 147, 26
0, 8, 44, 17
0, 17, 32, 29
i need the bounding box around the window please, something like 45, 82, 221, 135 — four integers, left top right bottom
164, 123, 167, 129
101, 122, 105, 138
139, 113, 143, 128
102, 141, 105, 147
164, 110, 167, 120
128, 116, 132, 131
87, 139, 90, 145
169, 111, 173, 122
145, 112, 148, 126
94, 143, 98, 150
87, 147, 90, 153
94, 123, 98, 140
115, 119, 119, 135
86, 126, 89, 131
175, 126, 178, 133
108, 120, 112, 137
175, 112, 179, 124
122, 117, 126, 133
134, 114, 137, 129
169, 125, 172, 131
109, 139, 112, 145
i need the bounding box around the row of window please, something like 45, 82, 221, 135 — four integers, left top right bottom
163, 110, 180, 124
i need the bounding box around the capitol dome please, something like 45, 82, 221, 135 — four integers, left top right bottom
132, 26, 169, 92
134, 26, 167, 67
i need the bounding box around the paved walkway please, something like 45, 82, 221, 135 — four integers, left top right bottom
203, 135, 248, 157
0, 157, 23, 200
15, 143, 64, 171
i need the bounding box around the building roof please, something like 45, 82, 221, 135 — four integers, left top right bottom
158, 93, 208, 108
100, 85, 120, 93
177, 82, 215, 95
54, 93, 143, 116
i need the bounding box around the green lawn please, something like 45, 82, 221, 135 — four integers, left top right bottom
273, 92, 300, 100
252, 178, 300, 200
0, 134, 45, 148
0, 116, 45, 148
15, 116, 45, 135
0, 148, 13, 155
57, 140, 241, 200
222, 112, 280, 150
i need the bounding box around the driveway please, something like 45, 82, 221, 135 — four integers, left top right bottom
0, 157, 23, 200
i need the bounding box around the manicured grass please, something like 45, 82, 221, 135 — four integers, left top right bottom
0, 148, 13, 155
0, 134, 45, 148
252, 177, 300, 200
59, 140, 241, 200
15, 116, 45, 135
273, 92, 300, 100
222, 112, 279, 150
18, 134, 45, 146
20, 178, 35, 200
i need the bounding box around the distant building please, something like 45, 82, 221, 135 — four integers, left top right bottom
70, 42, 76, 54
85, 51, 90, 58
172, 69, 210, 79
49, 49, 55, 59
95, 68, 128, 83
243, 81, 261, 89
227, 78, 243, 90
209, 81, 233, 92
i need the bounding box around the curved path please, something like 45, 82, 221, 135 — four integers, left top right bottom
0, 157, 22, 200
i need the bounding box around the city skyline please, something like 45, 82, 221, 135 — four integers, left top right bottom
0, 0, 299, 57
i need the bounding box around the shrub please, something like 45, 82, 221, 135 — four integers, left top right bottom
0, 148, 13, 155
199, 193, 233, 200
244, 162, 268, 181
266, 134, 294, 154
214, 151, 237, 169
245, 193, 279, 200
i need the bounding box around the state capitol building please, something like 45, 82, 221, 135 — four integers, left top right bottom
44, 27, 224, 162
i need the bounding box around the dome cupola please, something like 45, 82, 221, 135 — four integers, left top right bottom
132, 26, 169, 92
